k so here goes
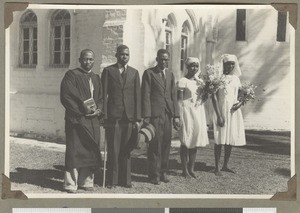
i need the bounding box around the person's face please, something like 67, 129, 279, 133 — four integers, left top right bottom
156, 53, 169, 69
116, 48, 130, 65
79, 52, 94, 71
187, 62, 199, 76
223, 61, 235, 75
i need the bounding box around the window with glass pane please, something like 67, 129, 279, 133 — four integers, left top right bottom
236, 9, 246, 41
277, 11, 287, 42
181, 21, 189, 71
165, 30, 172, 54
19, 10, 37, 67
50, 10, 70, 67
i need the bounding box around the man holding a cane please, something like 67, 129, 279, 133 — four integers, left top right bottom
60, 49, 103, 193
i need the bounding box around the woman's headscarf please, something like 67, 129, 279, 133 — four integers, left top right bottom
218, 54, 242, 77
185, 57, 200, 66
185, 57, 202, 78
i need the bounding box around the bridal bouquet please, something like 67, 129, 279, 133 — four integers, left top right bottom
197, 64, 227, 103
238, 81, 257, 105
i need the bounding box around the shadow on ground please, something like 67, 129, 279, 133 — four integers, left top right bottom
273, 168, 290, 177
10, 165, 65, 191
241, 132, 290, 155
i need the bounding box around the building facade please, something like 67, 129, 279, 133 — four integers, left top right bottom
8, 6, 292, 138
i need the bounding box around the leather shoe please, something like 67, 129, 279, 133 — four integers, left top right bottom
149, 179, 161, 185
161, 173, 170, 183
106, 184, 116, 189
79, 186, 95, 191
64, 189, 77, 194
124, 184, 132, 188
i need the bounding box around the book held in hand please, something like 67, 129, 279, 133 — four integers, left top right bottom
83, 98, 97, 114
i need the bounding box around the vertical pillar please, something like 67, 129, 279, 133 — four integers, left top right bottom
101, 9, 126, 73
35, 10, 47, 72
205, 15, 218, 65
123, 9, 145, 77
69, 9, 77, 69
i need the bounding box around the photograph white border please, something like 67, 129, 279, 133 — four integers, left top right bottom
4, 3, 296, 199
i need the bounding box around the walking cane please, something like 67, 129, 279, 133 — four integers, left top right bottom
103, 132, 107, 188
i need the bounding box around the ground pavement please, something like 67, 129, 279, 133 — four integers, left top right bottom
9, 130, 291, 195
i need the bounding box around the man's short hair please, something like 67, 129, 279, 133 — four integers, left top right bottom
80, 49, 94, 58
157, 49, 170, 57
116, 44, 129, 53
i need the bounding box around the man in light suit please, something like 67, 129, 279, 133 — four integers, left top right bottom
102, 45, 141, 188
142, 49, 181, 185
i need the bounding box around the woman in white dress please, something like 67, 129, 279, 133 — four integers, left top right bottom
212, 54, 246, 176
177, 57, 209, 178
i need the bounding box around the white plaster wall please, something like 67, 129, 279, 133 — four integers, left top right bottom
215, 9, 291, 130
8, 8, 292, 136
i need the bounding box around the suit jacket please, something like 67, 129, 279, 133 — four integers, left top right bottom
102, 63, 141, 121
141, 66, 179, 118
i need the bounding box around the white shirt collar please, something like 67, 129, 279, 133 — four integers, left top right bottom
157, 67, 166, 75
117, 63, 128, 73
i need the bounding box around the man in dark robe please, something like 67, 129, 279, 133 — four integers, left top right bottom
142, 49, 181, 185
60, 49, 103, 193
102, 45, 141, 188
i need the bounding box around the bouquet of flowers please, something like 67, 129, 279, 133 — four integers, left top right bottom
196, 64, 227, 103
238, 81, 257, 105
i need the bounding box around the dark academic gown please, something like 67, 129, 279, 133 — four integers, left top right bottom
60, 68, 103, 169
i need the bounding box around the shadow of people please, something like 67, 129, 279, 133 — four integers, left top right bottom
131, 157, 148, 176
241, 132, 290, 156
273, 168, 291, 177
10, 165, 65, 191
168, 157, 214, 177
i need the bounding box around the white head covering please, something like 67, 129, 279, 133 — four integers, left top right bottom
185, 57, 200, 66
218, 54, 242, 77
185, 57, 202, 78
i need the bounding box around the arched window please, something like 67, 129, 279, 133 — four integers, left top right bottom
19, 10, 37, 67
180, 21, 189, 71
165, 14, 175, 69
50, 10, 70, 67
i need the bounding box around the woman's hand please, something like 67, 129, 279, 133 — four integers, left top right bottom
231, 102, 242, 113
217, 116, 224, 127
173, 118, 182, 130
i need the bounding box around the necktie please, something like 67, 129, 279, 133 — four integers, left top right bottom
161, 70, 165, 80
161, 70, 166, 86
121, 66, 126, 80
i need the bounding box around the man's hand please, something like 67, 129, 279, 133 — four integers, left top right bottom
85, 109, 101, 117
143, 118, 150, 124
173, 117, 181, 131
134, 121, 141, 129
82, 102, 97, 114
217, 116, 224, 127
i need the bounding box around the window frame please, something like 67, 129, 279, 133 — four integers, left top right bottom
19, 11, 38, 68
164, 15, 175, 70
50, 10, 71, 68
180, 22, 189, 71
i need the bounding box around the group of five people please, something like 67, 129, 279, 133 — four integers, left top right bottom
60, 45, 246, 193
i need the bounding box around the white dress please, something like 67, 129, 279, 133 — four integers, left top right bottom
213, 75, 246, 146
177, 77, 209, 149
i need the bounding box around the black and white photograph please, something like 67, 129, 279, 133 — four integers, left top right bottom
5, 4, 294, 198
